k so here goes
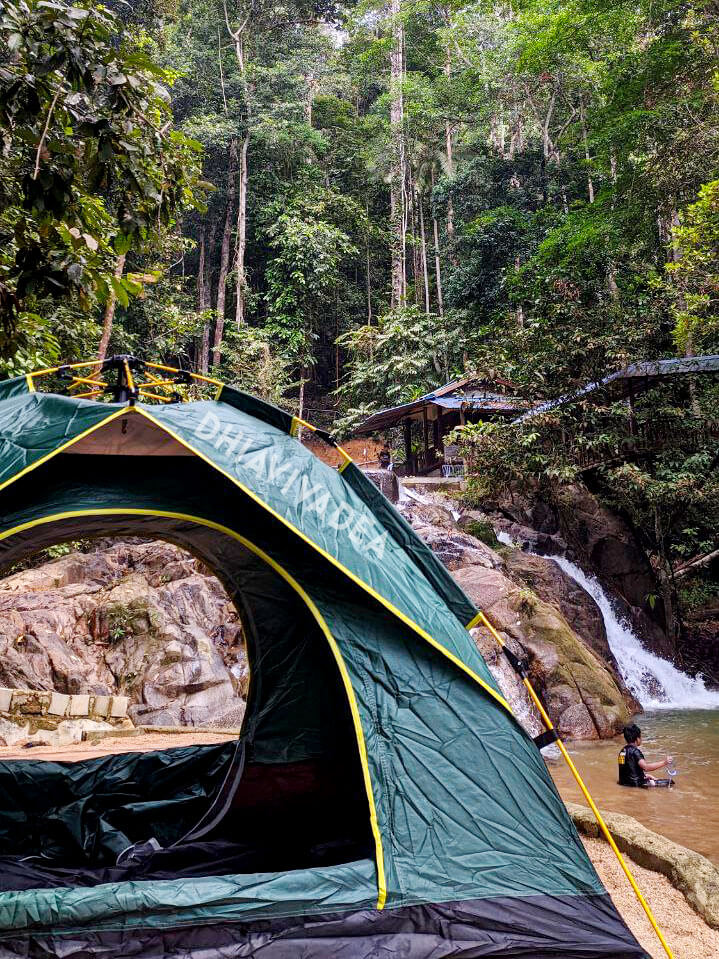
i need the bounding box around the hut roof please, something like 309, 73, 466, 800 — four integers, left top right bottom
355, 375, 533, 434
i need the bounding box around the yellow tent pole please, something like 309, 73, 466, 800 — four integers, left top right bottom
474, 609, 673, 959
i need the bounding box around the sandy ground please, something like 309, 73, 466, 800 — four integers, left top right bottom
0, 732, 715, 956
583, 837, 719, 959
0, 730, 239, 761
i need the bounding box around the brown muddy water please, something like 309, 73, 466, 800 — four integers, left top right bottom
548, 710, 719, 865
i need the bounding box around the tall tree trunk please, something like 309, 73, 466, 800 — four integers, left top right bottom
389, 0, 406, 309
222, 2, 251, 329
212, 139, 238, 369
514, 255, 524, 327
418, 191, 430, 314
199, 219, 217, 374
444, 45, 455, 248
196, 228, 207, 372
296, 368, 305, 443
579, 96, 594, 203
234, 133, 249, 327
97, 253, 126, 362
409, 171, 420, 307
431, 166, 444, 318
365, 199, 373, 324
198, 229, 207, 313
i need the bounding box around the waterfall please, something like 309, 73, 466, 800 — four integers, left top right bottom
546, 555, 719, 710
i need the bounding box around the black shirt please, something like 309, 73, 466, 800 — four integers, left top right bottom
618, 743, 646, 787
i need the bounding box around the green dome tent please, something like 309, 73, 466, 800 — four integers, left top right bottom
0, 360, 648, 958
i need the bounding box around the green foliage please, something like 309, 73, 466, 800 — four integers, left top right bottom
105, 603, 136, 645
335, 306, 462, 435
668, 179, 719, 355
0, 0, 205, 349
263, 187, 362, 363
463, 518, 500, 549
220, 324, 292, 404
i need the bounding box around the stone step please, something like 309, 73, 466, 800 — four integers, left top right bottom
1, 687, 130, 721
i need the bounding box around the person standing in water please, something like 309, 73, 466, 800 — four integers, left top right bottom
618, 724, 674, 788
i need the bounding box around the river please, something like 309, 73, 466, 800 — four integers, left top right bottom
549, 710, 719, 864
538, 555, 719, 864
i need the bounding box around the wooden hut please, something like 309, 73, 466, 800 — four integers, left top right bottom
354, 375, 533, 476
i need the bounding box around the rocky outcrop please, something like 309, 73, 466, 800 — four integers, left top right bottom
0, 542, 247, 727
454, 564, 631, 739
502, 550, 609, 663
484, 485, 669, 657
398, 495, 633, 740
553, 484, 670, 656
401, 499, 502, 571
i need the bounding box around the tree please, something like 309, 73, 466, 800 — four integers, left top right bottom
0, 0, 205, 360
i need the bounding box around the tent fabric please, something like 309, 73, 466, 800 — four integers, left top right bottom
0, 741, 242, 862
0, 892, 645, 958
0, 381, 648, 958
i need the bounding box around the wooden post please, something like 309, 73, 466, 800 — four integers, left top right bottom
436, 407, 444, 453
422, 406, 429, 469
404, 419, 414, 475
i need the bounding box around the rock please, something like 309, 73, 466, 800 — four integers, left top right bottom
399, 501, 502, 571
394, 490, 635, 741
478, 499, 568, 555
503, 551, 609, 663
484, 485, 669, 656
453, 564, 632, 740
363, 468, 400, 503
471, 626, 547, 743
0, 542, 246, 727
0, 717, 117, 748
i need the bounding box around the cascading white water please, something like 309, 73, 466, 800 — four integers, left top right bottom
546, 555, 719, 710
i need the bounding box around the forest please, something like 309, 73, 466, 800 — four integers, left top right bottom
0, 0, 718, 636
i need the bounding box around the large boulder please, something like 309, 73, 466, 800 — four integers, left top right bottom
502, 550, 609, 663
396, 494, 634, 740
0, 542, 246, 727
453, 564, 632, 739
568, 802, 719, 929
486, 485, 669, 657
